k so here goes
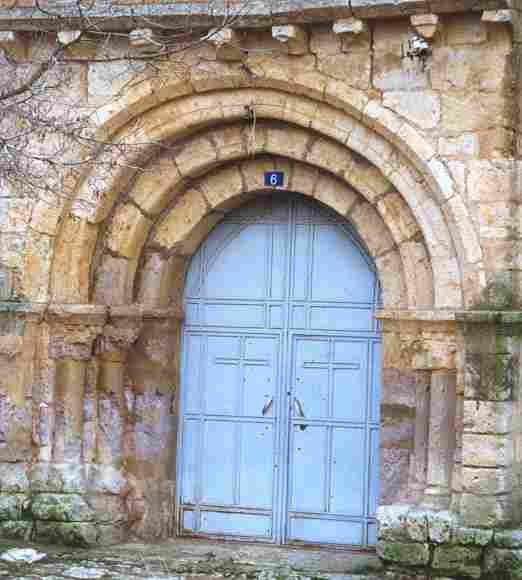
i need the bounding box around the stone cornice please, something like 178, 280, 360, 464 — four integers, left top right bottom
377, 309, 522, 325
0, 302, 184, 323
0, 0, 509, 32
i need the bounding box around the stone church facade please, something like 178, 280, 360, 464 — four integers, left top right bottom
0, 0, 521, 577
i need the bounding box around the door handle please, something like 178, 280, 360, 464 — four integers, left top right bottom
261, 397, 273, 416
293, 396, 305, 418
293, 397, 307, 431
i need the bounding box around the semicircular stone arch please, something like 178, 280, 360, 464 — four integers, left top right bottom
122, 155, 434, 312
48, 87, 471, 310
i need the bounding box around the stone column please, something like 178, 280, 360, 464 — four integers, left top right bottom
400, 315, 457, 510
47, 305, 107, 462
408, 370, 430, 502
95, 307, 143, 467
455, 312, 519, 528
380, 311, 456, 510
422, 370, 457, 509
376, 311, 457, 506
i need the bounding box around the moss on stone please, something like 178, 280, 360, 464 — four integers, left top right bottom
30, 494, 94, 523
376, 540, 430, 565
432, 545, 482, 578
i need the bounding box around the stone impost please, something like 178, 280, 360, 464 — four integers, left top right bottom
455, 311, 521, 528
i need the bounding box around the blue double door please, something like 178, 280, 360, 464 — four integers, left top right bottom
178, 194, 381, 547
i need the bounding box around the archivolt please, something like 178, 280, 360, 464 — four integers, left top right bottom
47, 84, 480, 309
90, 125, 434, 309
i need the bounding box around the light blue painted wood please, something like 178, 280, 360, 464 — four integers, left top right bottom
178, 195, 381, 547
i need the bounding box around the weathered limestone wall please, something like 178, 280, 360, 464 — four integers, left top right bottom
0, 3, 521, 578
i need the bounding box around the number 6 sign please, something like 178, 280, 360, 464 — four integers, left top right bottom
264, 171, 284, 188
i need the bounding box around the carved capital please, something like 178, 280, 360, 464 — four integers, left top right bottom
96, 322, 143, 360
49, 325, 101, 361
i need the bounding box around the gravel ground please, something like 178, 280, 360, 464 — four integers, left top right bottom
0, 538, 382, 580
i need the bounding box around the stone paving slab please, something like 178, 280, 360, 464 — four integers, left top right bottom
0, 539, 382, 580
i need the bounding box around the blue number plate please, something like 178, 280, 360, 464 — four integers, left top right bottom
264, 171, 284, 188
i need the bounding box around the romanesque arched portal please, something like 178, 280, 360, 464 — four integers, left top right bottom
178, 193, 381, 547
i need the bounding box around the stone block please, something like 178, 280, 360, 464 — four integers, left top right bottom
310, 26, 342, 56
334, 17, 369, 36
438, 134, 479, 158
377, 540, 430, 565
306, 138, 350, 177
377, 504, 410, 541
446, 14, 487, 45
318, 52, 371, 89
96, 522, 129, 545
348, 157, 392, 202
129, 154, 182, 215
463, 400, 512, 434
428, 510, 457, 544
460, 492, 513, 528
404, 509, 429, 542
30, 493, 95, 522
494, 529, 522, 549
377, 193, 419, 244
376, 250, 405, 308
106, 203, 152, 260
467, 160, 515, 203
464, 353, 514, 402
442, 92, 509, 134
88, 465, 128, 495
349, 202, 395, 257
0, 493, 24, 520
30, 463, 88, 494
87, 495, 127, 524
461, 466, 513, 495
207, 28, 243, 61
0, 520, 31, 540
154, 190, 208, 251
431, 46, 510, 93
381, 407, 414, 448
432, 545, 482, 578
381, 368, 416, 407
314, 174, 358, 216
383, 91, 440, 130
175, 136, 218, 178
34, 521, 98, 547
453, 526, 493, 547
411, 13, 440, 38
272, 24, 308, 55
200, 166, 243, 209
462, 433, 513, 467
0, 462, 29, 492
484, 547, 522, 579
